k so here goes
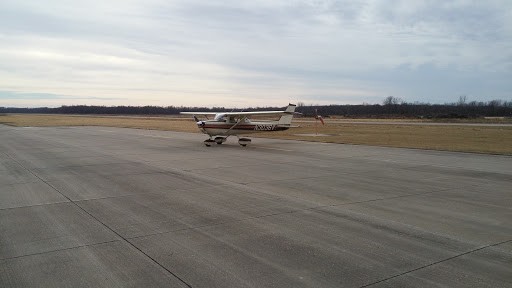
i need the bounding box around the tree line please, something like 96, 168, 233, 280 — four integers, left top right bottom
1, 97, 511, 118
298, 97, 512, 118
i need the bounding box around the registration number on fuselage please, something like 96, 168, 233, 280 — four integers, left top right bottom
254, 124, 276, 131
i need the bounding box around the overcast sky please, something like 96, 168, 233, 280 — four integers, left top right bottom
1, 0, 511, 108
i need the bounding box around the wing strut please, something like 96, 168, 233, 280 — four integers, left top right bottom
221, 116, 247, 136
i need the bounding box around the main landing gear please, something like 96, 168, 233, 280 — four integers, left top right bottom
238, 138, 251, 147
203, 137, 251, 147
203, 139, 215, 147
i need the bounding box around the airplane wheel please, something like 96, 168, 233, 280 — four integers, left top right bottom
215, 137, 226, 144
204, 139, 215, 147
238, 138, 251, 147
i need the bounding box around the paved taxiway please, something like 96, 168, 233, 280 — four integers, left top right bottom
1, 125, 511, 287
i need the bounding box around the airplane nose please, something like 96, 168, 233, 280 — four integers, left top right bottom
196, 121, 205, 127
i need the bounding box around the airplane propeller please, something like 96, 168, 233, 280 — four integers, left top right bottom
192, 115, 205, 127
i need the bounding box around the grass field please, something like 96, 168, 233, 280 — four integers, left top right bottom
1, 114, 511, 155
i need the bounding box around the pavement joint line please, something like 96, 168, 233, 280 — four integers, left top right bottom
1, 151, 193, 288
126, 188, 454, 241
29, 160, 135, 169
0, 201, 72, 211
237, 173, 457, 206
0, 180, 42, 186
71, 185, 207, 203
0, 239, 122, 261
40, 170, 171, 181
409, 164, 512, 181
32, 161, 163, 172
144, 134, 174, 139
310, 189, 453, 210
257, 146, 294, 152
126, 207, 304, 241
359, 239, 512, 288
188, 170, 344, 186
117, 169, 464, 242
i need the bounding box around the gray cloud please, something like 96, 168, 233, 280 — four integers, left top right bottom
0, 0, 510, 107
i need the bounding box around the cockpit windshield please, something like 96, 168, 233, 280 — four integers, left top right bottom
214, 113, 226, 121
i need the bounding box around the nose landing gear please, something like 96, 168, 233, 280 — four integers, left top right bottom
204, 137, 227, 146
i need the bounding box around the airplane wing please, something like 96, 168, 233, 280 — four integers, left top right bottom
180, 104, 299, 117
180, 111, 289, 116
221, 110, 294, 116
180, 112, 218, 116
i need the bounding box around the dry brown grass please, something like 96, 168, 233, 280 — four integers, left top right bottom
1, 114, 511, 155
258, 122, 512, 155
0, 114, 198, 132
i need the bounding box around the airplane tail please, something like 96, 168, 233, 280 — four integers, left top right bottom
278, 104, 297, 126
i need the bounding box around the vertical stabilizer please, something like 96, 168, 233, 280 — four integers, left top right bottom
278, 104, 297, 125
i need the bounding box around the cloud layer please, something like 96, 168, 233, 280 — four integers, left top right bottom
1, 0, 511, 107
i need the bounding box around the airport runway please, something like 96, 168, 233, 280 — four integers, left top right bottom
1, 125, 511, 287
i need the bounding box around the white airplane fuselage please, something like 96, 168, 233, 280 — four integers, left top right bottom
197, 119, 289, 137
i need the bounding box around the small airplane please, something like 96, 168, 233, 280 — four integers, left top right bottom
181, 104, 299, 146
